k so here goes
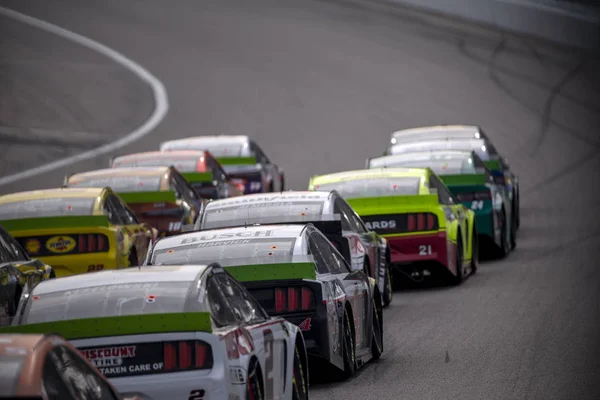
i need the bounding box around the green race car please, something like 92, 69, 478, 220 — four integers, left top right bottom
309, 168, 477, 286
367, 150, 514, 258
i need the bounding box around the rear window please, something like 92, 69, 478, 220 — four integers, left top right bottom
151, 237, 297, 266
390, 141, 492, 160
370, 157, 479, 175
0, 198, 95, 220
313, 177, 421, 198
68, 175, 162, 192
21, 282, 192, 324
113, 156, 198, 172
392, 130, 476, 144
0, 354, 25, 396
202, 201, 324, 230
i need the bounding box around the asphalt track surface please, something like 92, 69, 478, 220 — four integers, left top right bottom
1, 0, 600, 399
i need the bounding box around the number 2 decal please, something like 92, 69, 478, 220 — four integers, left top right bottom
471, 200, 484, 210
263, 329, 274, 399
419, 245, 432, 255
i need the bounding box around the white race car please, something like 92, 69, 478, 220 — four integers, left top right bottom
4, 264, 309, 400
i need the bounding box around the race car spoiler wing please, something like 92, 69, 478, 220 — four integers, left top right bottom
347, 194, 438, 210
215, 156, 257, 165
439, 173, 487, 186
0, 312, 212, 339
219, 258, 318, 282
117, 191, 177, 204
0, 215, 110, 231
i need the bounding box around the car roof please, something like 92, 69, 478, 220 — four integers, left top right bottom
392, 125, 479, 137
0, 188, 106, 204
70, 167, 171, 180
205, 191, 332, 210
372, 150, 474, 164
30, 265, 211, 295
162, 135, 249, 148
311, 167, 429, 185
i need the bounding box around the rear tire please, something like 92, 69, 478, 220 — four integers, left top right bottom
246, 358, 264, 400
496, 210, 510, 259
292, 345, 308, 400
334, 308, 356, 381
370, 299, 383, 361
470, 231, 479, 275
382, 250, 393, 307
128, 249, 138, 268
451, 237, 464, 286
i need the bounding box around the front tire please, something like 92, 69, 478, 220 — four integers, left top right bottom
292, 345, 308, 400
370, 299, 383, 361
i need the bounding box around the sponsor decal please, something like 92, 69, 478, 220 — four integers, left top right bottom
46, 236, 76, 254
230, 366, 247, 384
364, 220, 396, 230
25, 239, 41, 254
180, 230, 273, 244
298, 318, 312, 331
87, 264, 104, 272
82, 345, 136, 368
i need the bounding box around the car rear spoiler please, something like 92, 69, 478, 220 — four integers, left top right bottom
0, 215, 110, 232
215, 156, 257, 165
439, 173, 487, 186
0, 312, 212, 339
180, 172, 214, 184
117, 191, 177, 204
225, 262, 317, 282
347, 194, 438, 210
484, 159, 502, 171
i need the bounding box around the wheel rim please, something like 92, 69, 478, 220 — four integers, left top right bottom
292, 347, 307, 400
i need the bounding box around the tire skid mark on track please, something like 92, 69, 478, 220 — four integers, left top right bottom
0, 6, 169, 187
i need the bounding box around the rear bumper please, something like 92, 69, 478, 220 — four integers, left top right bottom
474, 211, 494, 238
39, 253, 119, 277
386, 231, 450, 269
285, 313, 331, 361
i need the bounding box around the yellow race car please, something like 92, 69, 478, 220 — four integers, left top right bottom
0, 187, 155, 277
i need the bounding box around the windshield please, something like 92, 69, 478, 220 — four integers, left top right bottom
202, 202, 324, 230
21, 282, 192, 324
313, 177, 421, 198
151, 237, 297, 265
0, 198, 95, 220
113, 156, 198, 172
370, 156, 481, 175
68, 175, 162, 192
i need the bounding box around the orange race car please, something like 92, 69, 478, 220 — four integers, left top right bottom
110, 150, 244, 199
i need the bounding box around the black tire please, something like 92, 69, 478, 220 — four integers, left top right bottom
451, 237, 464, 286
382, 263, 393, 307
370, 298, 383, 361
496, 210, 510, 259
280, 175, 286, 191
514, 190, 520, 230
470, 231, 479, 275
246, 358, 264, 400
337, 308, 356, 380
49, 268, 56, 279
510, 207, 517, 250
292, 345, 308, 400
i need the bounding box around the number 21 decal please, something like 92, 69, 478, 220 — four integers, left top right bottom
419, 245, 432, 255
263, 329, 275, 399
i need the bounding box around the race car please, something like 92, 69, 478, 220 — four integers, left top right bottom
0, 224, 55, 281
308, 168, 477, 286
191, 191, 393, 306
64, 166, 207, 236
386, 130, 521, 229
144, 224, 384, 381
160, 135, 285, 194
3, 264, 309, 400
0, 187, 154, 277
387, 125, 489, 149
110, 150, 245, 200
0, 334, 141, 399
367, 150, 515, 257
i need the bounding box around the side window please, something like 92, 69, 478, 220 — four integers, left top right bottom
47, 345, 118, 400
173, 172, 198, 203
42, 353, 74, 400
250, 142, 269, 164
309, 231, 349, 274
222, 273, 267, 323
429, 175, 454, 205
307, 233, 332, 274
328, 243, 351, 274
169, 176, 183, 199
0, 239, 13, 263
109, 195, 139, 225
0, 229, 29, 261
103, 195, 123, 225
206, 274, 238, 326
206, 157, 227, 183
334, 197, 367, 233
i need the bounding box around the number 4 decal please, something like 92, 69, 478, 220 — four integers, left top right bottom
263, 329, 274, 399
419, 245, 432, 255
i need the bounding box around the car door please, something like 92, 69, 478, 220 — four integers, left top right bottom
308, 229, 371, 352
214, 272, 287, 399
45, 344, 121, 400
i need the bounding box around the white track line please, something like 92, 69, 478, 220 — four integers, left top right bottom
0, 6, 169, 187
